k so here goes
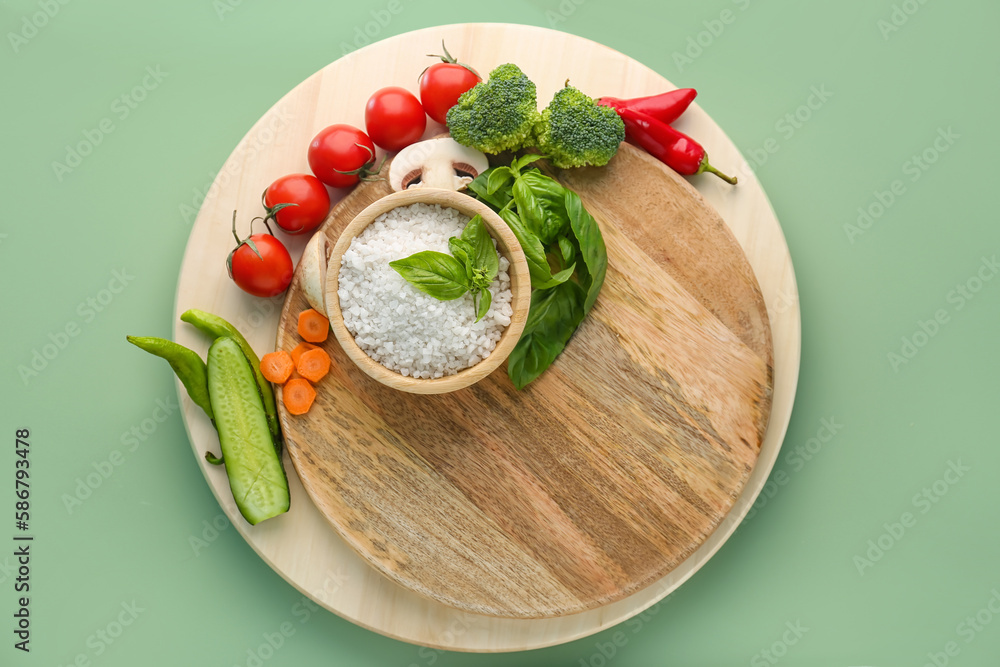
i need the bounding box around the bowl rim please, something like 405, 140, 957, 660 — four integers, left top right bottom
325, 188, 531, 394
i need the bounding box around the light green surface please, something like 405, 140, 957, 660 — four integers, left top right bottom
2, 0, 998, 664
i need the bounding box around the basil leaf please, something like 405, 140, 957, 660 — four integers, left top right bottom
468, 168, 513, 211
558, 236, 576, 265
497, 206, 557, 288
507, 281, 586, 390
475, 287, 492, 322
564, 190, 607, 313
461, 214, 499, 283
514, 153, 546, 173
390, 251, 470, 301
448, 236, 476, 281
448, 236, 473, 264
532, 263, 575, 290
513, 171, 570, 244
487, 167, 515, 195
512, 177, 545, 237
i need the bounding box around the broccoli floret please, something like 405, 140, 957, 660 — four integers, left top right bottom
446, 64, 540, 154
534, 85, 625, 168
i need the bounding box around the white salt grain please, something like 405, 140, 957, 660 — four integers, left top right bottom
338, 203, 513, 379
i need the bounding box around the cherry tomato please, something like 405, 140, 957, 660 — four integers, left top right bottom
308, 124, 378, 188
420, 63, 480, 124
263, 173, 331, 235
364, 87, 426, 151
226, 213, 293, 297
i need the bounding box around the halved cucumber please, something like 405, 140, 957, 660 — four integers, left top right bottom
181, 308, 282, 444
207, 336, 290, 525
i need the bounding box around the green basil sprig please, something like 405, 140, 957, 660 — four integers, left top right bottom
467, 155, 608, 389
389, 251, 470, 300
506, 280, 586, 389
390, 214, 500, 322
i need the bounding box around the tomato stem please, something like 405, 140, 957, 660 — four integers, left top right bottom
228, 210, 266, 279
332, 143, 386, 181
259, 188, 300, 226
423, 40, 480, 80
231, 210, 241, 246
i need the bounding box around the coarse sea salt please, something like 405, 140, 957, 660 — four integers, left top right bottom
338, 203, 513, 379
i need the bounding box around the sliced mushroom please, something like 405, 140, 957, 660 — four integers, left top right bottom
388, 137, 489, 192
300, 231, 331, 315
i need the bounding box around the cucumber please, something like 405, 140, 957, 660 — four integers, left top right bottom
181, 308, 282, 444
207, 336, 289, 525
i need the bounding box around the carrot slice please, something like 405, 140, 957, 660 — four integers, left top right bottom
283, 378, 316, 415
260, 350, 294, 384
290, 342, 317, 366
296, 347, 331, 383
297, 309, 329, 343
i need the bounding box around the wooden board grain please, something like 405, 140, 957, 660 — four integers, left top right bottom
274, 142, 772, 618
173, 23, 800, 649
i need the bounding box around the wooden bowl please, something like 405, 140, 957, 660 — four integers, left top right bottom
325, 188, 531, 394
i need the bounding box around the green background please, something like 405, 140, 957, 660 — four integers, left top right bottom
2, 0, 998, 664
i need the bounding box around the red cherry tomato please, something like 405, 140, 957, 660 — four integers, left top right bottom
227, 213, 293, 297
420, 62, 481, 124
263, 174, 331, 235
308, 124, 378, 188
364, 87, 426, 151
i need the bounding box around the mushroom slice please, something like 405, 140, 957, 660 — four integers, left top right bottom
300, 232, 331, 315
388, 137, 489, 192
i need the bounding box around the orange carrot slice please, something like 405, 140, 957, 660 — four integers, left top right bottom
297, 309, 329, 343
283, 378, 316, 415
290, 342, 317, 366
296, 347, 331, 383
260, 350, 294, 384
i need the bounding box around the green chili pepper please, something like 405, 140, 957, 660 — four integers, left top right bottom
179, 308, 281, 443
126, 336, 214, 421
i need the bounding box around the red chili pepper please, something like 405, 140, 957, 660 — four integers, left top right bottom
617, 107, 737, 185
597, 88, 697, 125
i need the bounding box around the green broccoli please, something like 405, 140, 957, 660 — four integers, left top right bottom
446, 63, 540, 154
533, 85, 625, 169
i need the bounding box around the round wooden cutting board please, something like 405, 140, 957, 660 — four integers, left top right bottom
276, 142, 772, 618
174, 23, 800, 648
